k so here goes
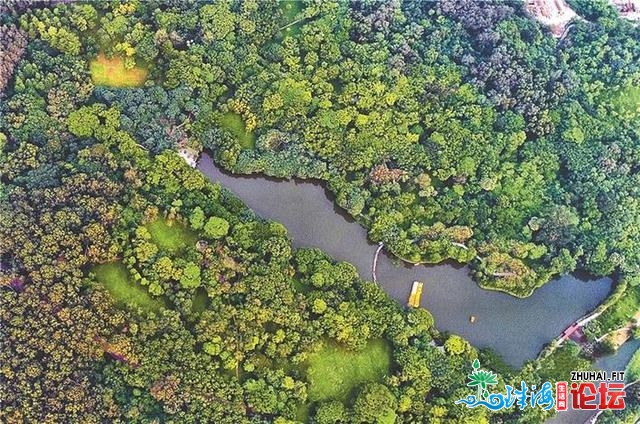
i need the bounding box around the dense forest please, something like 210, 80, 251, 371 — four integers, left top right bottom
2, 0, 640, 423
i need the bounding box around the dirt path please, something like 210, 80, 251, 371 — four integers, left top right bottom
608, 311, 640, 349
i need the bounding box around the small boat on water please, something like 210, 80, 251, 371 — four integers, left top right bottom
407, 281, 423, 308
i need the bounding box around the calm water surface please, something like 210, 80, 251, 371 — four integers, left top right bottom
199, 154, 612, 367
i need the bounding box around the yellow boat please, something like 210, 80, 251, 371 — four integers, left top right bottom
407, 281, 423, 308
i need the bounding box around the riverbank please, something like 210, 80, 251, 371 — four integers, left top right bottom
198, 153, 612, 366
392, 245, 554, 299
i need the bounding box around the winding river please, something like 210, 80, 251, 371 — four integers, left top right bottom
198, 154, 612, 367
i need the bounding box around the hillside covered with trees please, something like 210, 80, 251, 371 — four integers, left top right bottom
5, 0, 638, 298
2, 0, 640, 423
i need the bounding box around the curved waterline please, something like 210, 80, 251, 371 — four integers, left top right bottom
198, 153, 612, 367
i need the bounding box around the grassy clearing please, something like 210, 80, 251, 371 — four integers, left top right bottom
93, 262, 164, 312
306, 339, 392, 402
280, 0, 304, 37
281, 0, 302, 21
192, 288, 209, 314
219, 112, 255, 149
90, 54, 148, 87
146, 218, 197, 252
598, 285, 640, 333
296, 403, 311, 423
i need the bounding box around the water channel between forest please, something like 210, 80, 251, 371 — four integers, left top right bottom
198, 153, 612, 368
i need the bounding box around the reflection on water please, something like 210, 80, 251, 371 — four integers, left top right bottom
198, 153, 611, 367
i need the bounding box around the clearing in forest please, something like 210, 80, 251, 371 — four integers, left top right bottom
305, 339, 392, 402
219, 112, 256, 149
93, 262, 165, 312
90, 54, 148, 87
280, 0, 304, 36
146, 217, 198, 252
192, 288, 209, 313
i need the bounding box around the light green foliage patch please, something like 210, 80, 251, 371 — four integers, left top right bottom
146, 218, 197, 252
597, 285, 640, 333
219, 112, 255, 149
204, 216, 230, 239
179, 262, 202, 289
90, 54, 147, 87
611, 85, 640, 117
93, 262, 164, 312
306, 339, 392, 402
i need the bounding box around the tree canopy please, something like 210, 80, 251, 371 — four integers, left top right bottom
2, 0, 640, 422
